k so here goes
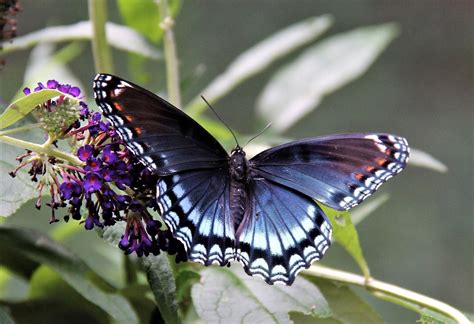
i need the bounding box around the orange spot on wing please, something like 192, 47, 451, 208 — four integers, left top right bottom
355, 173, 364, 180
113, 102, 124, 111
365, 165, 376, 173
134, 127, 143, 135
376, 158, 387, 166
123, 114, 134, 122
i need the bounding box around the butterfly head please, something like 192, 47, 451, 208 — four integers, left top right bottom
229, 146, 247, 181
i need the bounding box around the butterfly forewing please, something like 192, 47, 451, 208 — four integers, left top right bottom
93, 74, 228, 175
236, 179, 332, 285
250, 134, 409, 211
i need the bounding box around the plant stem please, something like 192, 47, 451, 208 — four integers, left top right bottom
0, 124, 41, 137
304, 265, 469, 323
89, 0, 113, 73
158, 0, 181, 107
0, 135, 83, 166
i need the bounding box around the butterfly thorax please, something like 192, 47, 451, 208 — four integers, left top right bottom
229, 147, 250, 230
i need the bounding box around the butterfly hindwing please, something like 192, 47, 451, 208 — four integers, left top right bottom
250, 133, 409, 211
93, 74, 228, 175
157, 168, 235, 266
236, 179, 332, 285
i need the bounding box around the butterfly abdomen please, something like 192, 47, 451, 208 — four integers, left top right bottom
229, 148, 250, 230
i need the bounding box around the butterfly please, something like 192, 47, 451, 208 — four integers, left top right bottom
93, 74, 409, 285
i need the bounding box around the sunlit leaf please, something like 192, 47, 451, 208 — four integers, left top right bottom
0, 21, 161, 59
257, 23, 399, 131
118, 0, 162, 42
0, 89, 64, 130
192, 266, 331, 323
0, 226, 139, 323
409, 148, 448, 173
350, 194, 389, 225
140, 255, 180, 324
322, 207, 370, 278
186, 15, 333, 117
118, 0, 181, 43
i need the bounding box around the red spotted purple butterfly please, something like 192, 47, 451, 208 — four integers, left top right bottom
93, 74, 409, 285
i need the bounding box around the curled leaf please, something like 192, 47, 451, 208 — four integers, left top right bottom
257, 23, 399, 131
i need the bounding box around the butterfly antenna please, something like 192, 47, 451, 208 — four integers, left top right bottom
201, 95, 240, 147
243, 122, 272, 148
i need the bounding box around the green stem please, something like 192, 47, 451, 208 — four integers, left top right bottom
0, 124, 41, 137
0, 135, 83, 166
89, 0, 113, 73
304, 265, 470, 323
159, 0, 181, 107
124, 255, 138, 285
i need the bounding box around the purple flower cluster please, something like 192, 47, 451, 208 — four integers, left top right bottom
23, 80, 90, 138
10, 79, 187, 260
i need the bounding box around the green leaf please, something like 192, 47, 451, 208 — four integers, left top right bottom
0, 21, 161, 59
0, 226, 139, 324
118, 0, 161, 42
322, 207, 370, 277
0, 89, 64, 129
408, 148, 448, 173
0, 268, 29, 301
175, 268, 200, 305
257, 23, 399, 131
0, 144, 38, 218
0, 305, 14, 324
186, 15, 333, 117
305, 277, 384, 323
192, 266, 331, 323
120, 284, 158, 324
418, 310, 456, 324
140, 254, 180, 324
1, 299, 105, 324
28, 266, 108, 321
290, 311, 342, 324
350, 194, 389, 225
118, 0, 181, 43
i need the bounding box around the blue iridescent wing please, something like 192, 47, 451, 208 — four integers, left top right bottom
93, 74, 228, 175
250, 133, 409, 211
236, 179, 332, 285
156, 168, 235, 265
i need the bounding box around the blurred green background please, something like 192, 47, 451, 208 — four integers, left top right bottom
1, 1, 472, 322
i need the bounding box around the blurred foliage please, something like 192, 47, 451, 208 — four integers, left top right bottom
0, 1, 470, 323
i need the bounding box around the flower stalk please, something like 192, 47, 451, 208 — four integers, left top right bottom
0, 135, 83, 166
304, 265, 470, 323
158, 0, 181, 107
88, 0, 113, 73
